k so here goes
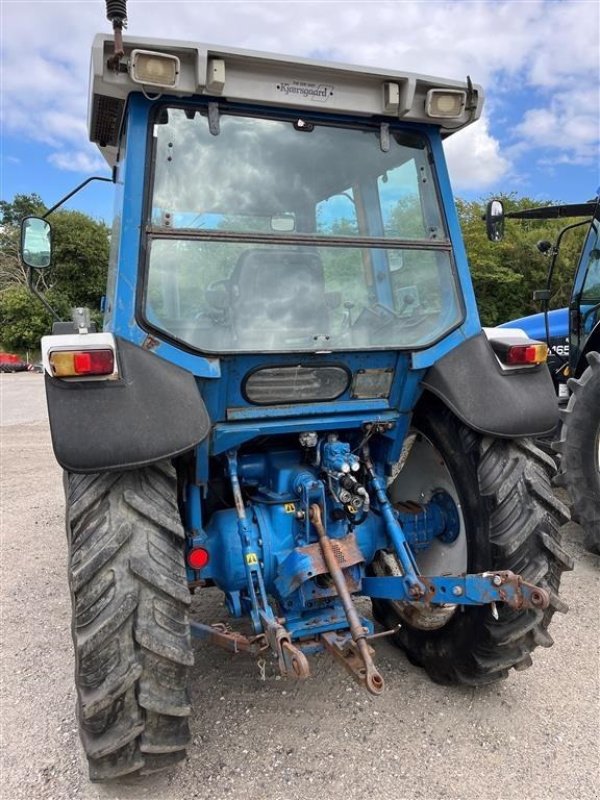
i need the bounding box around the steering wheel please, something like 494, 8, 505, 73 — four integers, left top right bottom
198, 279, 231, 325
354, 302, 427, 341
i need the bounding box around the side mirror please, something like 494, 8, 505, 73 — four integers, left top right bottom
21, 216, 52, 269
485, 200, 505, 242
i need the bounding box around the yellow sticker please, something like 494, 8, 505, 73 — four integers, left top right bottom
245, 553, 259, 565
284, 503, 296, 513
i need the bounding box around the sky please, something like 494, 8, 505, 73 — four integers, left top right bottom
1, 0, 599, 223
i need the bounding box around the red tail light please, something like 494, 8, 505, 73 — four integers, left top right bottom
49, 349, 115, 377
187, 547, 210, 570
506, 343, 548, 366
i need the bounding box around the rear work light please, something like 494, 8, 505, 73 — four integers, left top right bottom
426, 89, 466, 119
49, 349, 115, 378
129, 49, 180, 88
505, 343, 549, 366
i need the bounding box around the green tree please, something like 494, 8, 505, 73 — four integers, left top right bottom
0, 285, 71, 352
0, 194, 109, 351
0, 193, 45, 225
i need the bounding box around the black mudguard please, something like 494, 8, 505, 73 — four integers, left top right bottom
421, 332, 559, 438
45, 337, 210, 473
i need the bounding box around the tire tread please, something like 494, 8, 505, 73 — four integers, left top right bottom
66, 461, 192, 781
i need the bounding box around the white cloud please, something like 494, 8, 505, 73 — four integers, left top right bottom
513, 86, 599, 167
1, 0, 598, 185
48, 150, 108, 173
444, 116, 511, 190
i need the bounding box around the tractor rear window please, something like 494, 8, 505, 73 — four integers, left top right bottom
144, 106, 462, 353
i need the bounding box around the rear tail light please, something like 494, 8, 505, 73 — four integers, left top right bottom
187, 547, 210, 570
505, 343, 549, 366
489, 337, 549, 367
49, 349, 115, 377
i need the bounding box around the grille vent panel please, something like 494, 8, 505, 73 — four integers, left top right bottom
90, 94, 124, 147
244, 365, 349, 405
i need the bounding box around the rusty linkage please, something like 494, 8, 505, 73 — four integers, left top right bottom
309, 503, 385, 695
190, 620, 310, 680
190, 621, 269, 656
261, 616, 311, 680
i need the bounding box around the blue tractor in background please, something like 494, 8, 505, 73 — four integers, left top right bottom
20, 1, 573, 782
488, 198, 600, 554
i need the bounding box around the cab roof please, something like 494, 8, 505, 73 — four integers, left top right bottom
89, 33, 484, 166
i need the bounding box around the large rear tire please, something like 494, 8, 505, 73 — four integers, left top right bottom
65, 461, 193, 781
372, 396, 572, 686
554, 352, 600, 554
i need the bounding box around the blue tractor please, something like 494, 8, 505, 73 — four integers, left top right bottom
487, 198, 600, 554
20, 1, 572, 781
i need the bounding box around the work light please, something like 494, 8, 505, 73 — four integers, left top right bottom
129, 49, 180, 88
426, 89, 466, 119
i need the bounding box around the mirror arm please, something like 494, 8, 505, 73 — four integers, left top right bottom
27, 268, 61, 322
42, 176, 113, 219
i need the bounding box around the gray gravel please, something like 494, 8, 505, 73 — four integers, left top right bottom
1, 372, 599, 800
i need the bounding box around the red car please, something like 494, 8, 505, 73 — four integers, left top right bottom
0, 353, 31, 373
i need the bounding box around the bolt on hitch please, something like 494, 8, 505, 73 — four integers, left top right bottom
190, 619, 311, 680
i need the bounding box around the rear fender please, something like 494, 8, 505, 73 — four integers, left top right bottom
42, 335, 210, 473
420, 332, 558, 438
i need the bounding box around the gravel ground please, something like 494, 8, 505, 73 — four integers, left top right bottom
1, 372, 599, 800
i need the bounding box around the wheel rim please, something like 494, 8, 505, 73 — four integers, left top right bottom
373, 428, 468, 630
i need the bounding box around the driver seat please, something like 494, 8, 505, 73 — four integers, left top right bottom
229, 249, 329, 347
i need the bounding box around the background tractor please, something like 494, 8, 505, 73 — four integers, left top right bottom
486, 198, 600, 553
19, 1, 572, 781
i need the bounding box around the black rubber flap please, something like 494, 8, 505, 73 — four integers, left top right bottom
421, 333, 559, 438
45, 337, 210, 473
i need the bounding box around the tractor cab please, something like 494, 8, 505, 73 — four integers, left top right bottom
88, 33, 486, 379
569, 210, 600, 370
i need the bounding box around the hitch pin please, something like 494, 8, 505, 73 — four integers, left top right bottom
309, 503, 384, 696
366, 624, 402, 641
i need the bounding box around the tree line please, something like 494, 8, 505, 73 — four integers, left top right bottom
0, 192, 587, 352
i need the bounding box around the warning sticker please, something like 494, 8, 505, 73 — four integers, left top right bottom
284, 503, 296, 513
246, 553, 259, 565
